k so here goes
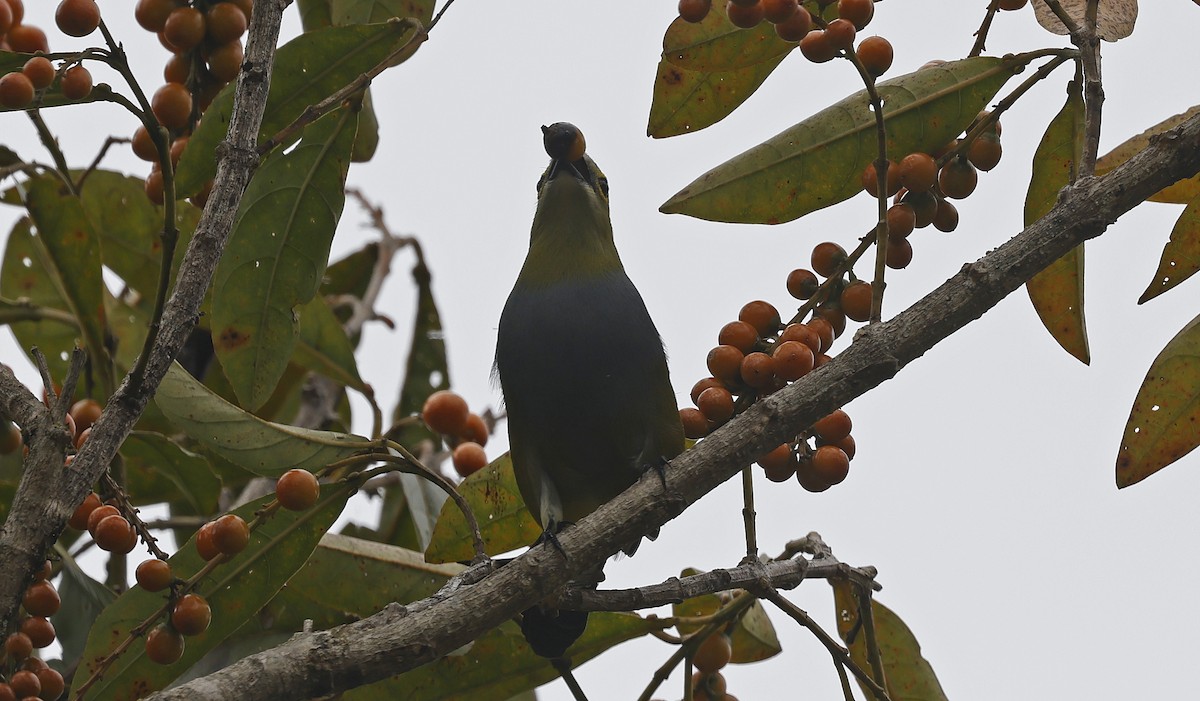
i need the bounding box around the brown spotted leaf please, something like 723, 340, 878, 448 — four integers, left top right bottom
1096, 106, 1200, 204
1117, 314, 1200, 487
1032, 0, 1137, 40
1138, 194, 1200, 303
662, 0, 794, 73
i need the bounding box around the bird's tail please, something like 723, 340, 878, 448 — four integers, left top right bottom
519, 604, 589, 659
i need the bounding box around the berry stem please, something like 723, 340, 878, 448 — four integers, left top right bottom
381, 440, 488, 562
969, 0, 1002, 58
740, 466, 757, 560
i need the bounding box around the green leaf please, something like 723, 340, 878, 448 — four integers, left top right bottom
1116, 313, 1200, 487
293, 295, 366, 391
70, 486, 352, 700
119, 431, 221, 512
1139, 194, 1200, 303
647, 52, 787, 139
154, 362, 373, 477
671, 570, 781, 663
1025, 85, 1089, 364
425, 453, 540, 564
23, 176, 115, 390
211, 107, 358, 410
1097, 105, 1200, 204
660, 54, 1026, 222
662, 0, 794, 72
833, 581, 948, 701
52, 544, 116, 668
342, 613, 655, 701
330, 0, 435, 25
322, 242, 378, 301
0, 51, 107, 111
176, 21, 422, 197
0, 218, 77, 380
389, 256, 449, 442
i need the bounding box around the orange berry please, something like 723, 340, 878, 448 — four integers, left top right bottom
0, 72, 34, 109
69, 398, 102, 433
22, 581, 59, 617
163, 6, 205, 51
135, 558, 173, 592
163, 52, 190, 84
823, 18, 856, 50
693, 632, 733, 674
0, 0, 9, 34
697, 386, 735, 423
811, 444, 850, 485
169, 136, 189, 168
838, 0, 874, 29
458, 412, 489, 447
135, 0, 179, 32
886, 203, 916, 240
145, 168, 165, 205
998, 0, 1028, 9
738, 300, 781, 337
68, 492, 101, 531
885, 238, 913, 269
678, 0, 712, 23
85, 504, 120, 534
773, 5, 811, 41
818, 433, 857, 460
8, 670, 38, 699
718, 320, 759, 353
762, 0, 797, 23
276, 468, 320, 510
757, 444, 797, 482
726, 0, 764, 28
855, 35, 892, 76
4, 633, 31, 661
207, 2, 247, 43
422, 390, 470, 435
779, 323, 821, 354
132, 125, 160, 162
693, 670, 727, 700
33, 560, 52, 581
706, 345, 745, 386
739, 352, 776, 389
7, 24, 48, 53
786, 268, 819, 300
679, 407, 708, 439
860, 159, 901, 197
840, 281, 872, 322
55, 0, 100, 37
21, 57, 53, 90
812, 409, 852, 442
933, 198, 959, 232
206, 39, 243, 83
807, 316, 835, 353
2, 0, 20, 25
814, 352, 832, 368
145, 623, 185, 665
898, 152, 938, 193
452, 441, 488, 478
772, 340, 814, 381
967, 133, 1002, 171
151, 82, 192, 131
810, 241, 847, 278
0, 683, 13, 701
938, 156, 978, 199
195, 520, 220, 560
691, 377, 724, 406
94, 514, 136, 553
815, 305, 846, 338
171, 593, 211, 636
902, 189, 939, 228
36, 667, 64, 701
19, 616, 54, 648
212, 513, 250, 555
799, 29, 837, 62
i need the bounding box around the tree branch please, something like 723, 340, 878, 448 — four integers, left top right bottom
146, 111, 1200, 701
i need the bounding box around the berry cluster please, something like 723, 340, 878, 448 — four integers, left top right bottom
421, 390, 492, 478
132, 0, 253, 205
2, 560, 66, 700
691, 631, 737, 700
0, 0, 94, 109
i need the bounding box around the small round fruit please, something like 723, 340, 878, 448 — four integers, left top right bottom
738, 300, 781, 337
885, 238, 913, 269
678, 0, 712, 23
20, 656, 46, 673
22, 581, 59, 617
816, 305, 846, 338
458, 412, 489, 447
212, 514, 250, 555
967, 133, 1002, 171
933, 199, 959, 232
207, 2, 247, 43
902, 189, 939, 228
786, 268, 819, 300
799, 29, 837, 62
20, 617, 54, 648
171, 593, 211, 636
840, 281, 873, 322
855, 35, 891, 76
706, 345, 745, 386
195, 521, 220, 560
6, 24, 48, 53
0, 72, 34, 109
886, 203, 916, 239
0, 0, 9, 34
690, 377, 724, 406
773, 5, 811, 41
135, 0, 179, 31
68, 492, 101, 531
151, 82, 192, 131
726, 0, 765, 28
812, 409, 852, 442
4, 632, 32, 661
938, 157, 978, 199
136, 558, 173, 592
761, 0, 797, 23
422, 390, 469, 435
94, 514, 137, 553
810, 241, 847, 278
823, 18, 855, 50
811, 444, 850, 485
2, 0, 19, 24
169, 136, 189, 168
758, 444, 797, 482
55, 0, 101, 37
132, 125, 159, 161
838, 0, 874, 29
21, 57, 54, 90
452, 441, 488, 478
861, 159, 902, 197
163, 52, 190, 84
817, 433, 857, 460
807, 316, 835, 353
718, 320, 758, 354
69, 398, 102, 433
680, 407, 709, 439
163, 6, 205, 51
898, 152, 937, 193
35, 667, 64, 701
693, 632, 733, 674
144, 168, 165, 205
773, 340, 814, 381
7, 671, 37, 699
697, 386, 735, 423
85, 504, 120, 534
739, 352, 776, 389
206, 39, 243, 83
33, 560, 52, 582
998, 0, 1028, 9
276, 468, 320, 511
693, 671, 727, 699
145, 623, 185, 665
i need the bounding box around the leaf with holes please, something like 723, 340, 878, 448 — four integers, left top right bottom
0, 218, 77, 380
662, 0, 794, 73
1138, 194, 1200, 304
661, 54, 1027, 223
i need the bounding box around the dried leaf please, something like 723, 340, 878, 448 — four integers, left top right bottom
1032, 0, 1137, 41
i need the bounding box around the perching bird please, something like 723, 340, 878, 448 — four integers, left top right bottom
495, 123, 685, 658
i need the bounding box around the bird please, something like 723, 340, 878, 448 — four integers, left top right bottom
494, 122, 685, 659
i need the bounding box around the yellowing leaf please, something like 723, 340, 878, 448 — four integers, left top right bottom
1116, 314, 1200, 487
1032, 0, 1137, 41
424, 453, 541, 563
647, 53, 786, 139
662, 1, 794, 73
1025, 85, 1089, 364
1139, 194, 1200, 303
1096, 106, 1200, 204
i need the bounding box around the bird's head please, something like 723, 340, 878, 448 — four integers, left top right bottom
535, 122, 610, 222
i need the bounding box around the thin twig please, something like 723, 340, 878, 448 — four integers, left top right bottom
75, 136, 130, 191
970, 0, 1001, 57
740, 466, 757, 560
27, 112, 76, 196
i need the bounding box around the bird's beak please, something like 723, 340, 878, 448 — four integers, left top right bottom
541, 123, 590, 184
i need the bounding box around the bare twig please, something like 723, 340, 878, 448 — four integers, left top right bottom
970, 0, 1001, 57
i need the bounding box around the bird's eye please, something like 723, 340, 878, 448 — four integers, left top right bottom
597, 176, 609, 198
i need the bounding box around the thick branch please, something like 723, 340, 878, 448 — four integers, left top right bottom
146, 113, 1200, 701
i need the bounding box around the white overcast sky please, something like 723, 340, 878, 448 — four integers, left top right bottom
3, 1, 1199, 700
